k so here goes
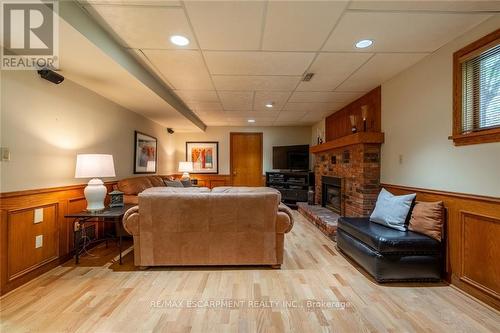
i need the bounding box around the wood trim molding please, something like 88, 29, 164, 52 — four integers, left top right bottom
452, 28, 500, 146
0, 181, 118, 199
310, 132, 384, 154
381, 183, 500, 204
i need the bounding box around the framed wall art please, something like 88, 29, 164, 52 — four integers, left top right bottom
186, 141, 219, 174
134, 131, 157, 174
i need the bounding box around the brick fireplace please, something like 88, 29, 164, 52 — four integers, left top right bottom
312, 133, 383, 217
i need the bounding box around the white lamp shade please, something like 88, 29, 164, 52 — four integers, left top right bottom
75, 154, 116, 178
178, 161, 193, 173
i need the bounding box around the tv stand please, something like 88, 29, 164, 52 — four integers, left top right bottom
266, 171, 314, 208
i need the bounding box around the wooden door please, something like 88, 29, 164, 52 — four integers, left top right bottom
230, 132, 263, 186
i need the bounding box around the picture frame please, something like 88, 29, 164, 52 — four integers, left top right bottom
186, 141, 219, 174
134, 131, 157, 174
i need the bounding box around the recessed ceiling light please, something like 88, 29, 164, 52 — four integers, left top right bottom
265, 102, 274, 108
355, 39, 373, 49
247, 119, 256, 123
170, 35, 190, 46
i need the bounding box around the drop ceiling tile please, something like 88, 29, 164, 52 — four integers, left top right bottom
276, 112, 308, 122
296, 53, 372, 91
212, 75, 301, 91
283, 102, 344, 113
197, 112, 227, 121
204, 52, 315, 76
175, 90, 219, 103
205, 121, 229, 126
262, 1, 347, 51
301, 111, 330, 123
289, 91, 363, 104
84, 1, 181, 5
336, 53, 428, 92
85, 5, 196, 49
224, 111, 280, 119
218, 91, 254, 110
188, 102, 224, 113
142, 50, 213, 90
349, 1, 500, 12
184, 1, 265, 50
274, 121, 310, 126
253, 91, 292, 111
323, 12, 490, 52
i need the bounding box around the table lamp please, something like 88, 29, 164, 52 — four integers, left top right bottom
75, 154, 116, 211
178, 161, 193, 180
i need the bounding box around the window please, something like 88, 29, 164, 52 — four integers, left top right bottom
452, 29, 500, 146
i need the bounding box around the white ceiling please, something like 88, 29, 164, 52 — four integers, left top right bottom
58, 15, 199, 132
80, 0, 497, 127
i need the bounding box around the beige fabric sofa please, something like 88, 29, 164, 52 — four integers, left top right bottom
122, 187, 294, 268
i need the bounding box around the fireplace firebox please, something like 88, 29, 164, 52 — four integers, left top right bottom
321, 176, 342, 214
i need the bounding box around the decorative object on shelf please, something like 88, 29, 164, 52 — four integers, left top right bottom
361, 105, 369, 132
178, 161, 193, 180
316, 128, 325, 144
134, 131, 157, 174
350, 114, 358, 133
75, 154, 116, 211
186, 141, 219, 174
109, 189, 124, 207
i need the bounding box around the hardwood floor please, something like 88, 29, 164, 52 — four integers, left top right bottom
1, 212, 499, 332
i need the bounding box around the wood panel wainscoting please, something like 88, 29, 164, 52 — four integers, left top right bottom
188, 174, 232, 188
0, 183, 116, 295
383, 183, 500, 310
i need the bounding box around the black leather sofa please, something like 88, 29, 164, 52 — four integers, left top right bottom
337, 217, 443, 282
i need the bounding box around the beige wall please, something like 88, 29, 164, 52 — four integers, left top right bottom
381, 16, 500, 197
0, 70, 174, 193
168, 126, 312, 175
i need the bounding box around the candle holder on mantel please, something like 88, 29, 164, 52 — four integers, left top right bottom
350, 114, 358, 133
361, 105, 369, 132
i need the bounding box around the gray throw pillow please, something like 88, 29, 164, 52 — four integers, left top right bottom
164, 179, 183, 187
370, 188, 416, 231
180, 179, 192, 187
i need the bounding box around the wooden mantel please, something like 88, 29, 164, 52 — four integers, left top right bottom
310, 132, 384, 154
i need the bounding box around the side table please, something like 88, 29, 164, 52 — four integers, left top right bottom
65, 204, 134, 265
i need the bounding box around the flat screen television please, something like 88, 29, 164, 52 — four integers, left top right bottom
272, 145, 309, 171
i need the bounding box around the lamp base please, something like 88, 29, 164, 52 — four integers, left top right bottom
84, 178, 107, 211
181, 172, 190, 181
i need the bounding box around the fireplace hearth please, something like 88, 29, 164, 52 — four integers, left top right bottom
322, 176, 342, 214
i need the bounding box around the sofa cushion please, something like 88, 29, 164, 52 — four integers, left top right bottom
117, 177, 153, 195
211, 186, 282, 202
370, 188, 416, 231
338, 217, 441, 254
149, 176, 166, 187
142, 187, 211, 194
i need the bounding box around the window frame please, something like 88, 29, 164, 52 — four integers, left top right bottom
452, 29, 500, 146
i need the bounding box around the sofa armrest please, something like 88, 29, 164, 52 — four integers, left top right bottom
277, 203, 294, 233
123, 205, 140, 235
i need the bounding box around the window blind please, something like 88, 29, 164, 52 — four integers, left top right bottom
461, 43, 500, 134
